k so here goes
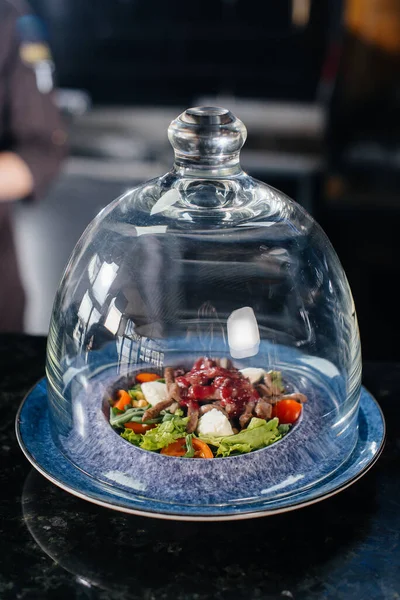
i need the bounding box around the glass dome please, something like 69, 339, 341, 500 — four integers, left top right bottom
46, 106, 361, 507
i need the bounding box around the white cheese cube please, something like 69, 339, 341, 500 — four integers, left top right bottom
141, 381, 167, 406
239, 367, 266, 384
197, 409, 234, 437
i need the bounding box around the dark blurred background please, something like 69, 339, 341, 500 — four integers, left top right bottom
11, 0, 400, 361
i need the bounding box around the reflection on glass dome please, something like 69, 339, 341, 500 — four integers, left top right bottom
46, 106, 361, 506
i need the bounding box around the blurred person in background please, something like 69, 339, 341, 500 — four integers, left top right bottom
0, 0, 67, 332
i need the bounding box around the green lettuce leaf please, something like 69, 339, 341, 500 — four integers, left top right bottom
139, 416, 189, 451
161, 406, 184, 422
199, 417, 283, 457
120, 429, 142, 446
278, 423, 291, 435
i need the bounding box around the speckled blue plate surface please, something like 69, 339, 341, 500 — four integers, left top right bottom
16, 379, 385, 521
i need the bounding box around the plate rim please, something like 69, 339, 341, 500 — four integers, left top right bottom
15, 378, 386, 522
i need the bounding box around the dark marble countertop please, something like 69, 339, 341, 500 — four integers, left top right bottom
1, 334, 399, 600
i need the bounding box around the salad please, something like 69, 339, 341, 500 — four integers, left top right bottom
107, 357, 307, 458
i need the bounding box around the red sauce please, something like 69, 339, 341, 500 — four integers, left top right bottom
188, 385, 215, 400
176, 357, 259, 418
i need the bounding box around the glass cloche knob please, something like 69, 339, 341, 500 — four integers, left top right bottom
168, 106, 247, 175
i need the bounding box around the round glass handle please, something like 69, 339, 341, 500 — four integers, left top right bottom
168, 105, 247, 173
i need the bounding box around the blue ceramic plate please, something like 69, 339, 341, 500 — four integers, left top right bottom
16, 378, 385, 521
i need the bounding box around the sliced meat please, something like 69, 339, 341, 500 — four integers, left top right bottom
199, 402, 229, 417
186, 371, 212, 386
222, 402, 237, 417
173, 368, 186, 378
271, 385, 283, 397
264, 396, 280, 406
167, 382, 182, 403
261, 372, 273, 395
255, 394, 280, 406
163, 367, 183, 403
186, 402, 199, 433
200, 389, 221, 402
254, 399, 273, 420
239, 400, 256, 429
257, 373, 285, 401
164, 367, 175, 387
255, 383, 273, 398
142, 398, 175, 421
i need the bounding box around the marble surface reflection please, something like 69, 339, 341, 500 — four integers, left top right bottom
22, 467, 381, 599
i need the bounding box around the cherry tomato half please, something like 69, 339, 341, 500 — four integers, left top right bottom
124, 422, 156, 434
271, 399, 302, 424
160, 438, 214, 458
